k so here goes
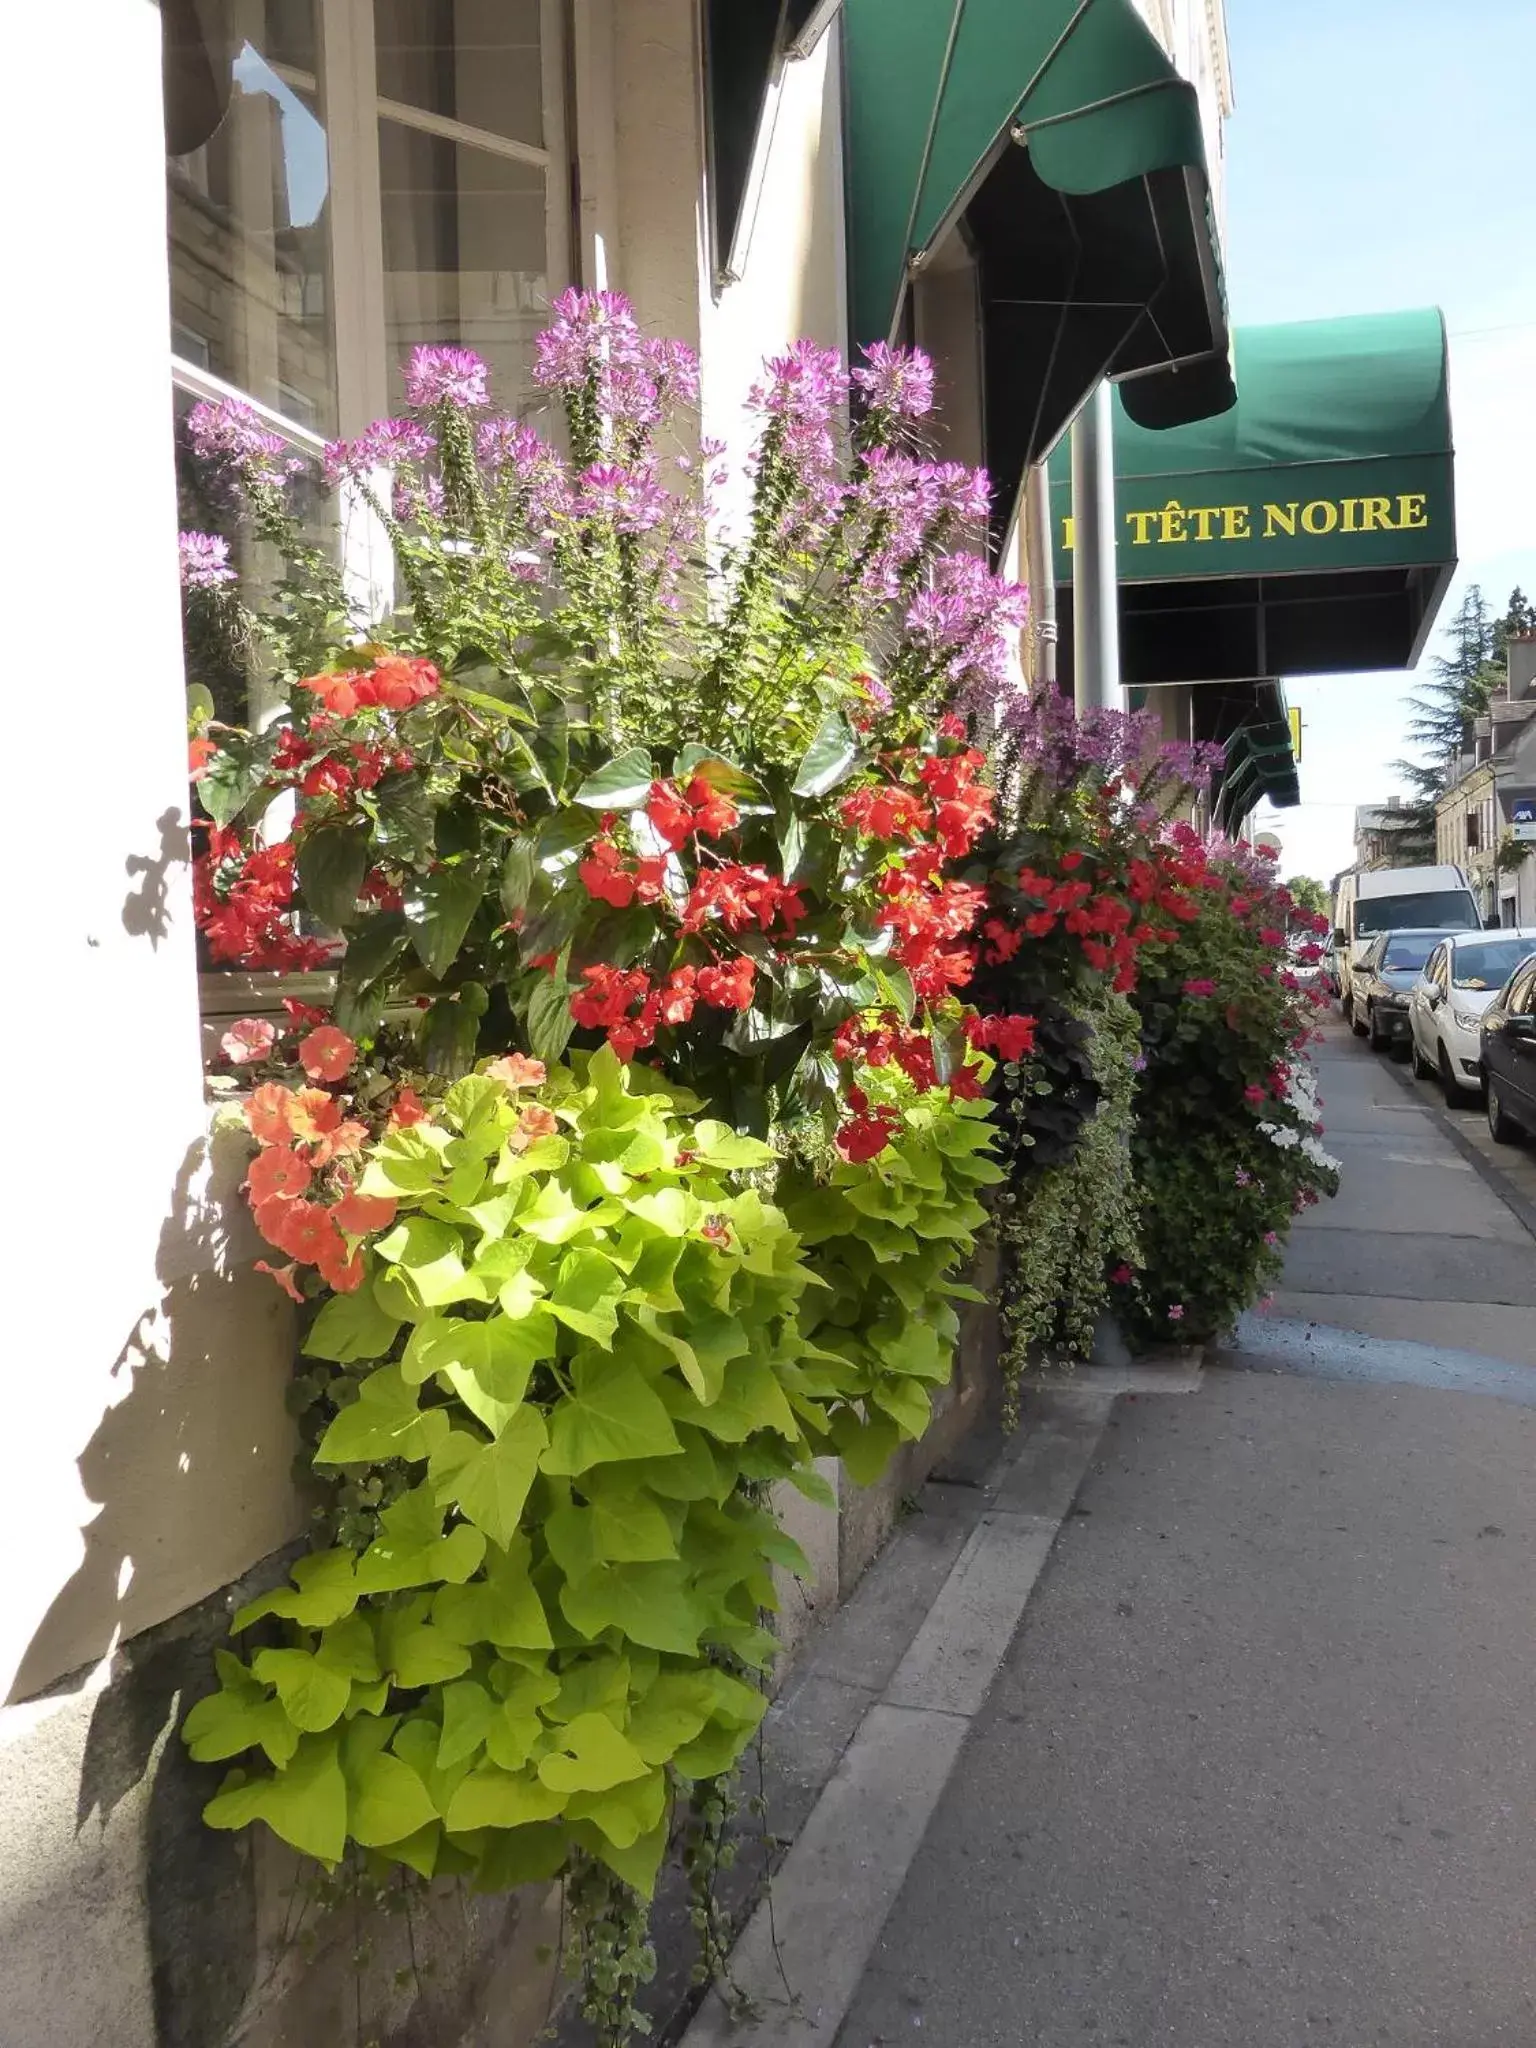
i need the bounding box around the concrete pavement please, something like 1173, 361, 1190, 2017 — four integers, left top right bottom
817, 1018, 1536, 2045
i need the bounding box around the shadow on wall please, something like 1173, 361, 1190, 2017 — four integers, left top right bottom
123, 806, 192, 949
9, 1130, 304, 2046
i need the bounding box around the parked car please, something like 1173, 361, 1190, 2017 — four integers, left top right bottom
1334, 865, 1482, 1018
1349, 928, 1458, 1055
1479, 953, 1536, 1142
1408, 930, 1536, 1105
1320, 935, 1340, 999
1287, 938, 1328, 994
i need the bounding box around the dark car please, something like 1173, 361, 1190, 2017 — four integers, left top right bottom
1350, 928, 1458, 1057
1479, 950, 1536, 1142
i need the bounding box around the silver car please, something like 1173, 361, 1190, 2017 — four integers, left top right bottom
1408, 929, 1536, 1105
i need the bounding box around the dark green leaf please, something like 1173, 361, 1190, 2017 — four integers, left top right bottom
433, 798, 481, 861
372, 774, 438, 864
518, 884, 586, 961
500, 839, 537, 919
405, 866, 485, 981
568, 904, 658, 974
532, 699, 571, 799
574, 748, 655, 810
298, 824, 370, 931
422, 991, 484, 1078
527, 963, 577, 1064
200, 728, 278, 828
333, 913, 410, 1034
761, 1018, 813, 1086
536, 810, 598, 869
791, 710, 861, 798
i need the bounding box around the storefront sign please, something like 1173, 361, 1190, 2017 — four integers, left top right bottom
1050, 454, 1453, 585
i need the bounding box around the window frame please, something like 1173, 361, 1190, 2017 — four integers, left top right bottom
173, 0, 571, 1026
169, 0, 570, 451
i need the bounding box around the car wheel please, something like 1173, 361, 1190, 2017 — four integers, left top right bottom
1368, 1004, 1387, 1050
1410, 1033, 1431, 1080
1440, 1043, 1473, 1108
1350, 998, 1368, 1039
1487, 1077, 1521, 1143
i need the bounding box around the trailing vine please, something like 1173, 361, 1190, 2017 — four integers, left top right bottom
563, 1852, 657, 2046
995, 992, 1142, 1423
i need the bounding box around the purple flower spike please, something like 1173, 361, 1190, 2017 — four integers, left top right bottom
324, 416, 437, 485
186, 398, 293, 490
178, 530, 236, 590
852, 341, 935, 420
404, 345, 490, 410
576, 460, 669, 535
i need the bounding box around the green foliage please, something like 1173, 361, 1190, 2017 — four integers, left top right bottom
188, 1049, 993, 1917
995, 993, 1141, 1421
1284, 876, 1329, 920
780, 1070, 1002, 1483
1121, 853, 1338, 1344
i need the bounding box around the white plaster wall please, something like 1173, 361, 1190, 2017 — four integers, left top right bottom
2, 0, 303, 1706
696, 30, 849, 542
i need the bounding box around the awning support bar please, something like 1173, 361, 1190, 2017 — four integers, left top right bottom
1070, 381, 1122, 711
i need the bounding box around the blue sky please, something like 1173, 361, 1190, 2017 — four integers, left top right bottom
1224, 0, 1536, 881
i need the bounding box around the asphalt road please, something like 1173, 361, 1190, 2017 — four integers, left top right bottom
835, 1019, 1536, 2048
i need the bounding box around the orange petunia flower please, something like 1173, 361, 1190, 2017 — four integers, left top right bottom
333, 1189, 398, 1237
388, 1086, 427, 1129
508, 1103, 559, 1153
273, 1199, 339, 1267
245, 1084, 295, 1144
254, 1259, 306, 1303
312, 1118, 368, 1167
247, 1145, 312, 1206
287, 1089, 344, 1147
298, 1025, 357, 1083
485, 1053, 547, 1091
315, 1236, 366, 1292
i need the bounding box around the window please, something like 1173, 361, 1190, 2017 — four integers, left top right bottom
1355, 890, 1480, 937
1382, 934, 1446, 973
165, 0, 568, 521
166, 0, 568, 997
1507, 964, 1536, 1015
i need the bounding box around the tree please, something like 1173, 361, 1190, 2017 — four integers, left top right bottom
1285, 875, 1329, 918
1494, 586, 1536, 658
1388, 584, 1501, 863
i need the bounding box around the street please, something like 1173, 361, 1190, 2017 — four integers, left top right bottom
830, 1016, 1536, 2046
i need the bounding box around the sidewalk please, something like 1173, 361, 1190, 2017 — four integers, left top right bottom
692, 1019, 1536, 2048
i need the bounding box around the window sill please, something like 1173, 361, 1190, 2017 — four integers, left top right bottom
198, 968, 337, 1069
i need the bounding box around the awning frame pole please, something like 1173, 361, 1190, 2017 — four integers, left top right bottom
1070, 380, 1122, 712
1024, 461, 1058, 691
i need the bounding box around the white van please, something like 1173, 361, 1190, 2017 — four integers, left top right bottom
1334, 865, 1482, 1016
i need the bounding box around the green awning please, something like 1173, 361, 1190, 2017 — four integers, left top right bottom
842, 0, 1234, 492
1051, 310, 1458, 682
1216, 719, 1300, 831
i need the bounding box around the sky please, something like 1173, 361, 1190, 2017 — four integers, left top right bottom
1222, 0, 1536, 883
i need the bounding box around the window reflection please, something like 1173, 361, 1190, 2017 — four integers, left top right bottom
378, 117, 548, 411
374, 0, 545, 148
165, 0, 337, 433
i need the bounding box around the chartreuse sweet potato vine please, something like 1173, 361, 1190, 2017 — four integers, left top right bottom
188, 1051, 994, 1993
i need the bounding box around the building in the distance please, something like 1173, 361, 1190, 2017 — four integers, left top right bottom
1436, 635, 1536, 924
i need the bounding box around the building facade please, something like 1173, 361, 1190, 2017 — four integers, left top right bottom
1436, 636, 1536, 925
4, 4, 1241, 2043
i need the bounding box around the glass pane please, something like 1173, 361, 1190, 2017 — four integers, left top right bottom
378, 119, 549, 411
164, 0, 337, 433
374, 0, 545, 149
172, 384, 331, 729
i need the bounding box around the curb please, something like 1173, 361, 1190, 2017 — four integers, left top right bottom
1376, 1047, 1536, 1247
675, 1366, 1201, 2048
